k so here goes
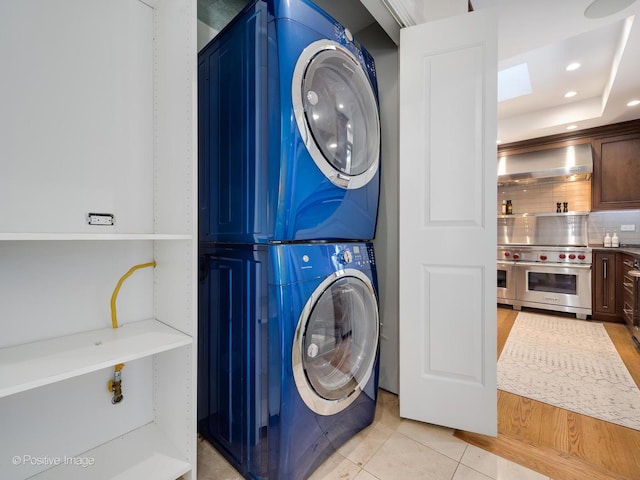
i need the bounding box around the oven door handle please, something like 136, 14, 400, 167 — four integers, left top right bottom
515, 261, 592, 269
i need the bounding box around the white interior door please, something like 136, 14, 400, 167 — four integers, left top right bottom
398, 9, 498, 436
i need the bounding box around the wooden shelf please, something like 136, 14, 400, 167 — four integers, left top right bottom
30, 423, 191, 480
0, 319, 192, 398
0, 233, 192, 241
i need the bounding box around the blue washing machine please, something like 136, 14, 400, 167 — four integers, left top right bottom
198, 242, 380, 479
198, 0, 381, 243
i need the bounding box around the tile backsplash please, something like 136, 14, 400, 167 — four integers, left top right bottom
588, 210, 640, 246
498, 179, 591, 215
497, 179, 640, 245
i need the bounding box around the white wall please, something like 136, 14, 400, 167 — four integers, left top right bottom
357, 23, 400, 394
198, 19, 218, 51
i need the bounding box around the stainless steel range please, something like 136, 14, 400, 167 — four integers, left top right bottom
497, 213, 592, 319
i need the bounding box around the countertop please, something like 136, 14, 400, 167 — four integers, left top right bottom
591, 245, 640, 256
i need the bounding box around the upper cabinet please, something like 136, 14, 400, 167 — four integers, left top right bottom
592, 131, 640, 211
498, 119, 640, 213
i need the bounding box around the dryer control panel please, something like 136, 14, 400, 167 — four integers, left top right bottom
335, 249, 353, 265
334, 244, 375, 268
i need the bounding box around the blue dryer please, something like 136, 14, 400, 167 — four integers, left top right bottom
198, 0, 381, 243
198, 242, 380, 479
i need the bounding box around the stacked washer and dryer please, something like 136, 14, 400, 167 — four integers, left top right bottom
198, 1, 382, 478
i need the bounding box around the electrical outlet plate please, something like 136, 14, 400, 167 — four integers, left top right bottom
621, 224, 636, 232
87, 213, 115, 226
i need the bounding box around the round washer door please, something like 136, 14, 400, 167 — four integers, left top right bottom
292, 40, 380, 190
292, 269, 379, 415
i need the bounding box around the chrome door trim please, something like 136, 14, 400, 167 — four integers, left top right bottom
292, 268, 379, 416
292, 40, 380, 190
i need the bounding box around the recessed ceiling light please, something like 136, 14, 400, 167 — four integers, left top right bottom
628, 99, 640, 107
567, 125, 578, 130
584, 0, 637, 19
566, 63, 581, 71
564, 91, 577, 98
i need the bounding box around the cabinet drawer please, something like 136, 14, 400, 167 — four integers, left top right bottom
623, 298, 634, 325
623, 275, 635, 296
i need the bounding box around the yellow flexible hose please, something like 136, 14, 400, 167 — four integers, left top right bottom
110, 261, 156, 329
108, 262, 155, 403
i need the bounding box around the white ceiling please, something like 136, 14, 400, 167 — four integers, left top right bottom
467, 0, 640, 144
316, 0, 640, 145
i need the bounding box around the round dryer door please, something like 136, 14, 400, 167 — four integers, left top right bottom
292, 40, 380, 190
292, 269, 379, 415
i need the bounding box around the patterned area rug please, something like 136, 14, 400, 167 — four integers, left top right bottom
498, 312, 640, 431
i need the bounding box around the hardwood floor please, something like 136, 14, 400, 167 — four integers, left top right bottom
454, 307, 640, 480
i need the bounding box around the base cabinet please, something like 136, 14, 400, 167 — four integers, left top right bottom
621, 254, 637, 330
592, 251, 619, 322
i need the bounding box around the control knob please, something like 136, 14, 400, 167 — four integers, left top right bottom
559, 254, 566, 259
569, 254, 576, 260
336, 249, 353, 265
540, 255, 547, 261
578, 254, 586, 260
504, 252, 510, 257
513, 253, 520, 260
344, 28, 354, 42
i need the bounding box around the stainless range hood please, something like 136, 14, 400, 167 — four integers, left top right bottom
497, 143, 593, 186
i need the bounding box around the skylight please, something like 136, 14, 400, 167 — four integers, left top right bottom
498, 63, 532, 102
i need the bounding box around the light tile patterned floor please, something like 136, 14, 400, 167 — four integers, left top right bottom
197, 389, 550, 480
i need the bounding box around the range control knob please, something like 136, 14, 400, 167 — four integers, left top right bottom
336, 249, 353, 265
578, 254, 586, 260
504, 252, 511, 257
540, 255, 547, 261
569, 254, 576, 260
559, 254, 567, 259
513, 253, 520, 260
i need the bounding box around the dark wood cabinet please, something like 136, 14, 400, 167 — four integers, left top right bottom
593, 251, 619, 321
499, 119, 640, 212
592, 132, 640, 210
620, 254, 637, 330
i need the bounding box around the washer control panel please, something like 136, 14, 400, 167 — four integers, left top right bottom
333, 245, 376, 267
336, 249, 353, 265
299, 244, 375, 271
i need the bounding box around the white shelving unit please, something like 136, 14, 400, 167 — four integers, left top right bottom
0, 234, 192, 241
0, 0, 197, 479
0, 319, 192, 398
30, 424, 192, 480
